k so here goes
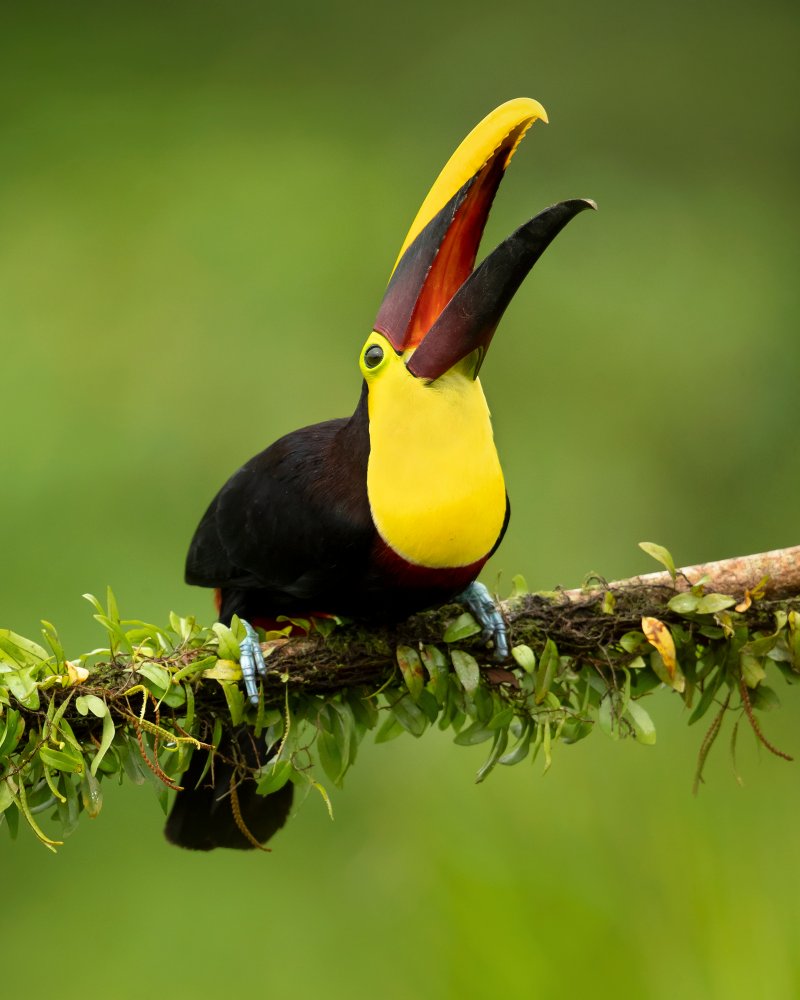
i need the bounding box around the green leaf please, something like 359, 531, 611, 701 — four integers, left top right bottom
475, 728, 509, 783
4, 669, 40, 710
39, 746, 85, 774
619, 631, 646, 654
3, 796, 20, 839
767, 640, 792, 664
451, 649, 480, 694
317, 729, 344, 787
396, 645, 425, 701
751, 685, 780, 712
317, 702, 356, 784
535, 639, 558, 704
542, 719, 553, 773
443, 613, 481, 643
221, 682, 245, 726
49, 690, 74, 736
487, 706, 515, 731
0, 780, 14, 815
639, 541, 676, 581
136, 663, 170, 694
312, 616, 340, 639
172, 655, 218, 682
275, 615, 311, 633
0, 709, 23, 759
649, 648, 686, 694
597, 695, 618, 739
559, 718, 594, 744
212, 622, 241, 661
0, 629, 49, 668
626, 700, 657, 745
157, 682, 186, 709
41, 760, 67, 803
420, 645, 450, 702
472, 685, 494, 724
10, 778, 62, 851
499, 720, 533, 766
416, 688, 440, 724
348, 692, 379, 732
741, 633, 780, 657
695, 593, 737, 614
775, 662, 800, 686
453, 719, 493, 746
511, 644, 536, 674
390, 695, 428, 737
117, 737, 146, 786
257, 759, 293, 796
198, 720, 224, 787
789, 612, 800, 669
56, 718, 82, 754
168, 611, 200, 643
91, 711, 115, 776
56, 774, 81, 836
667, 593, 700, 614
105, 586, 120, 623
137, 661, 185, 708
374, 714, 405, 744
83, 593, 105, 615
93, 614, 133, 655
688, 671, 725, 725
81, 769, 103, 818
740, 653, 766, 689
75, 694, 108, 718
40, 621, 65, 663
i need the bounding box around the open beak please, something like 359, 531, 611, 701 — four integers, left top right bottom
373, 98, 595, 381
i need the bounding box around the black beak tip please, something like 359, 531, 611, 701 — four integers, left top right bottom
567, 197, 597, 214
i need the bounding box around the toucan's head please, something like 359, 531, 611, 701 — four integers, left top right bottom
359, 98, 594, 389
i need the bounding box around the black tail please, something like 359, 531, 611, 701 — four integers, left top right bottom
164, 730, 293, 851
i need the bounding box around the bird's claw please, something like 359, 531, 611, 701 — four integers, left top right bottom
239, 620, 267, 706
458, 581, 509, 661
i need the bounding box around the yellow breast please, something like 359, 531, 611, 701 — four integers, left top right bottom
365, 359, 506, 569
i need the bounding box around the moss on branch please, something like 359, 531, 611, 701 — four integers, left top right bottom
1, 544, 799, 850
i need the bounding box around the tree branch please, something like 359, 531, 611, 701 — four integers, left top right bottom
562, 544, 800, 602
1, 543, 798, 849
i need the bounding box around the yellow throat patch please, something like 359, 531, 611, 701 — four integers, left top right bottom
360, 333, 506, 569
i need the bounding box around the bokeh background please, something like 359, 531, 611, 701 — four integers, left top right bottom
2, 1, 799, 996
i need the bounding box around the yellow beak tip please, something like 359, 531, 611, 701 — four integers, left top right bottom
391, 98, 551, 272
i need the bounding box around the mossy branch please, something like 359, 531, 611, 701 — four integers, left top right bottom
1, 544, 799, 850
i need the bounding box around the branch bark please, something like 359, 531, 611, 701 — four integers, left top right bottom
562, 544, 800, 602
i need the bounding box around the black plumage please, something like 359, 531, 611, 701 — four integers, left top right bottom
187, 387, 374, 616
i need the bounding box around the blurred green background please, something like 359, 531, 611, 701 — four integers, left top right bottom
2, 1, 799, 996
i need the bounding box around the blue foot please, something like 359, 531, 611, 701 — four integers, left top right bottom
458, 581, 509, 661
239, 620, 267, 706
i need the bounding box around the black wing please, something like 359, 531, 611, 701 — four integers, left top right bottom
186, 399, 374, 609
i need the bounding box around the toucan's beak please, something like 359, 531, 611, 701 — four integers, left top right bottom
373, 98, 595, 380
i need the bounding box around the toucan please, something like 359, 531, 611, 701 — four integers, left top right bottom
165, 98, 594, 850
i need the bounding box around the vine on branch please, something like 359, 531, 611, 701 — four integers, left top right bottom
1, 544, 798, 850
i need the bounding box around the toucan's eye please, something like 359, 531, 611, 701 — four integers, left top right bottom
364, 344, 384, 369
